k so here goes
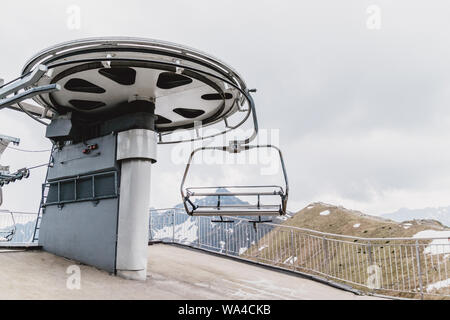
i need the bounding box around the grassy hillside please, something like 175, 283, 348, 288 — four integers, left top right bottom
243, 202, 450, 299
285, 202, 446, 238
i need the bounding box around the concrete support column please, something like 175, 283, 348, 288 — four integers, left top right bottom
115, 129, 157, 280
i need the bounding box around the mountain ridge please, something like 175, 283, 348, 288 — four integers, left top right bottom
382, 205, 450, 227
287, 202, 448, 238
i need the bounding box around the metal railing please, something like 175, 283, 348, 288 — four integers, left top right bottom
2, 207, 448, 298
150, 208, 450, 299
0, 211, 38, 244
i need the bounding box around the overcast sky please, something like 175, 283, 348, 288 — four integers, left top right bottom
2, 0, 450, 215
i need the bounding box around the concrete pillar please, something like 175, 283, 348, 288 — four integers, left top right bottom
115, 129, 157, 280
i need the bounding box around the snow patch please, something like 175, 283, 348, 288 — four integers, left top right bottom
152, 225, 172, 240
413, 230, 450, 255
174, 217, 199, 244
319, 210, 330, 216
283, 256, 298, 265
427, 278, 450, 292
239, 247, 247, 255
153, 217, 199, 244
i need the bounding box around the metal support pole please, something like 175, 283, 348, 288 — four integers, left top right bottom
415, 240, 424, 300
172, 210, 175, 244
323, 236, 329, 274
367, 241, 373, 266
115, 129, 157, 281
290, 230, 296, 270
255, 226, 259, 258
197, 216, 200, 248
226, 224, 229, 255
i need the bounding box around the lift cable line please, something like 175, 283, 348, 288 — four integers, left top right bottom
0, 141, 51, 153
25, 163, 51, 171
16, 101, 50, 126
0, 37, 290, 280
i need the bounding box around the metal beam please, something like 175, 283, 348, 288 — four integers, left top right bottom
0, 134, 20, 145
6, 102, 54, 119
0, 65, 47, 99
0, 84, 59, 111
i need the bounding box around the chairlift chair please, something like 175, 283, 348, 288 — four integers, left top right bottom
180, 91, 289, 220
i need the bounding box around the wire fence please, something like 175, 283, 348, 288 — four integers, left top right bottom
0, 210, 37, 243
150, 208, 450, 299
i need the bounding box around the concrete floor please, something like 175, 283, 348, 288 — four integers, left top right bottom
0, 244, 381, 300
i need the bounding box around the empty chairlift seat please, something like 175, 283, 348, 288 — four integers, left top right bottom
181, 144, 289, 217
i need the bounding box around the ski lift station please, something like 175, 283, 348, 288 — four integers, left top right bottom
0, 37, 382, 299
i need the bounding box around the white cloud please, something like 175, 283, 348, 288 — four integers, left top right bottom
3, 1, 450, 215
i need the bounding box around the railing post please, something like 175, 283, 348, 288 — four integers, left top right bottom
367, 241, 373, 266
197, 216, 200, 248
226, 224, 229, 256
415, 240, 424, 300
247, 226, 251, 255
290, 230, 296, 270
366, 240, 376, 294
323, 236, 329, 275
148, 210, 152, 241
172, 210, 175, 243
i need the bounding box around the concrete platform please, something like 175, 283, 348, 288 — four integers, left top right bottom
0, 244, 381, 299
